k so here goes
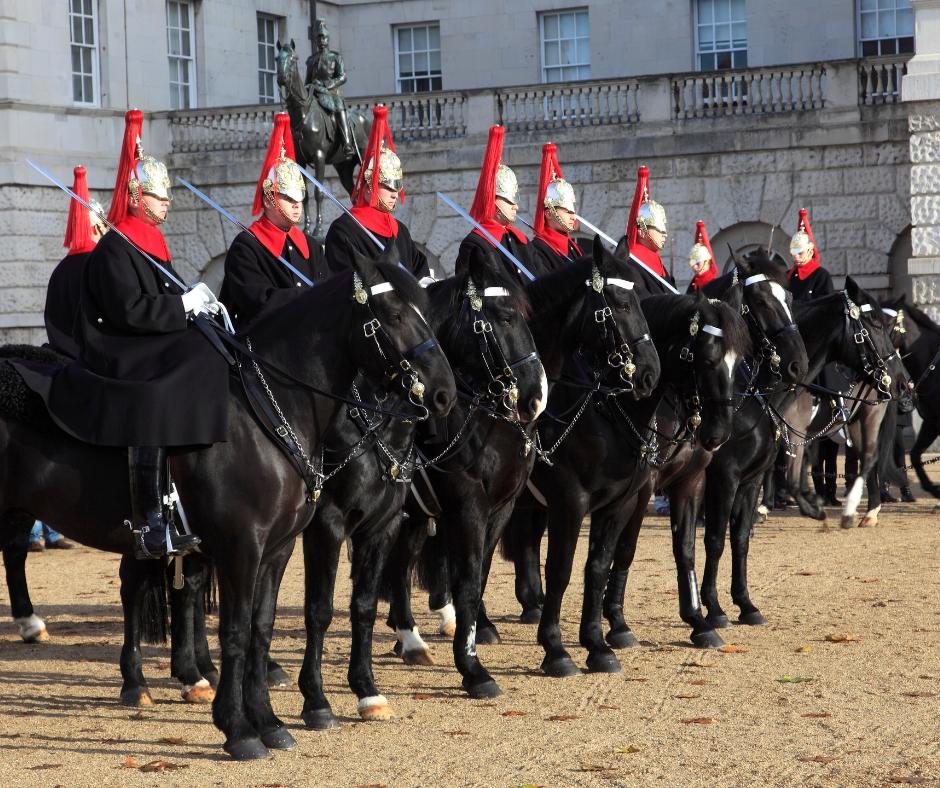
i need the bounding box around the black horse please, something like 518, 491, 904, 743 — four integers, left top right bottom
295, 241, 547, 729
698, 277, 912, 629
0, 256, 455, 760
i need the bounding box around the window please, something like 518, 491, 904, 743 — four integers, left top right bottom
859, 0, 914, 56
395, 23, 442, 93
258, 13, 282, 103
69, 0, 99, 104
696, 0, 747, 71
167, 0, 196, 109
540, 9, 590, 83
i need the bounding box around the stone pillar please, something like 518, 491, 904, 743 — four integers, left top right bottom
904, 0, 940, 320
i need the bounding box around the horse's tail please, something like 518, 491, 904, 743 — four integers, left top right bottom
415, 526, 446, 593
202, 558, 218, 616
139, 562, 169, 646
378, 514, 425, 603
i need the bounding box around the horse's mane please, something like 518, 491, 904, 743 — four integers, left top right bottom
902, 299, 940, 335
434, 248, 530, 320
743, 248, 789, 285
242, 270, 352, 339
706, 301, 753, 358
375, 261, 429, 314
525, 258, 593, 320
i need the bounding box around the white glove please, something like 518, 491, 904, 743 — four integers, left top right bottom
181, 282, 219, 318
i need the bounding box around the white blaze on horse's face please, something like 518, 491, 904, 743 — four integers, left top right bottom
533, 362, 549, 419
768, 281, 793, 322
724, 350, 738, 380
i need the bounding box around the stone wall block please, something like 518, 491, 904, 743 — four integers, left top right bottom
675, 155, 721, 177
866, 222, 900, 255
813, 195, 878, 222
728, 174, 764, 224
762, 172, 793, 203
794, 169, 843, 196
653, 177, 705, 204
863, 141, 909, 166
842, 247, 884, 274
910, 163, 940, 195
821, 248, 846, 276
0, 327, 46, 346
843, 166, 901, 195
579, 183, 612, 224
878, 194, 911, 234
909, 110, 940, 133
823, 146, 864, 169
913, 226, 940, 258
197, 209, 228, 259
406, 193, 436, 244
2, 262, 55, 288
775, 148, 823, 172
721, 151, 777, 175
824, 221, 868, 250
759, 199, 792, 227
911, 195, 940, 226
1, 288, 45, 313
704, 179, 739, 229
426, 216, 466, 262
910, 131, 940, 164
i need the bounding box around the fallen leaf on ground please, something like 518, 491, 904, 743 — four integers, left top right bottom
118, 756, 139, 770
546, 714, 581, 721
680, 717, 715, 725
412, 693, 434, 700
26, 764, 62, 771
688, 679, 708, 686
599, 704, 620, 710
801, 712, 832, 718
795, 571, 817, 576
718, 644, 748, 654
795, 645, 812, 654
825, 633, 857, 643
615, 745, 642, 754
902, 691, 937, 698
674, 693, 701, 700
887, 776, 933, 785
159, 736, 187, 745
258, 784, 286, 787
576, 764, 615, 772
139, 760, 188, 773
624, 677, 648, 682
99, 738, 126, 745
354, 784, 388, 788
501, 710, 527, 717
798, 754, 839, 764
446, 730, 469, 737
777, 676, 814, 683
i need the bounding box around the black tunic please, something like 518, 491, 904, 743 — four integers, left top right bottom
44, 251, 89, 359
455, 231, 535, 283
324, 213, 429, 279
219, 230, 328, 328
614, 235, 677, 295
528, 237, 586, 277
16, 230, 230, 447
788, 265, 833, 302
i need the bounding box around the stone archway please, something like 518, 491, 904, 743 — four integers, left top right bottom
709, 221, 790, 273
888, 225, 912, 299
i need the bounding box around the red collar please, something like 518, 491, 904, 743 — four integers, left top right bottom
628, 242, 666, 278
789, 255, 820, 281
350, 205, 399, 238
536, 225, 581, 259
473, 219, 528, 247
690, 262, 718, 290
249, 216, 309, 260
115, 215, 171, 260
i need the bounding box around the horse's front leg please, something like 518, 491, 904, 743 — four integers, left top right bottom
170, 555, 215, 703
847, 405, 887, 529
729, 479, 767, 625
118, 555, 163, 707
604, 481, 649, 649
312, 154, 327, 239
474, 504, 517, 646
506, 508, 547, 624
789, 442, 825, 521
3, 524, 47, 643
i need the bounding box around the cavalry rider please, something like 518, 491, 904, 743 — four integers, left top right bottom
44, 165, 108, 359
528, 142, 583, 275
324, 104, 429, 278
219, 113, 327, 327
622, 165, 675, 293
456, 124, 533, 280
305, 20, 355, 158
18, 110, 227, 559
686, 220, 719, 293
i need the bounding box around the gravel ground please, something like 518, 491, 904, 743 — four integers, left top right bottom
1, 474, 939, 787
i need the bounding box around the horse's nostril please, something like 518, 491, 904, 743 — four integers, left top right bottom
433, 389, 452, 411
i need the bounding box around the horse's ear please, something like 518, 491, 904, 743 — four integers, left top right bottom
613, 234, 629, 261
844, 275, 859, 298
723, 280, 744, 312
592, 234, 606, 266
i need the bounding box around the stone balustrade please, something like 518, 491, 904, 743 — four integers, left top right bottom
496, 79, 641, 132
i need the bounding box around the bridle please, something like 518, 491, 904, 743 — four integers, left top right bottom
737, 272, 799, 380
673, 309, 734, 434
842, 293, 900, 399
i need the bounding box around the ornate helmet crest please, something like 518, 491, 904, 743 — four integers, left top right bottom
626, 165, 667, 248
534, 142, 575, 234
789, 208, 818, 259
353, 105, 405, 206
253, 113, 305, 215
108, 109, 171, 224
688, 220, 715, 268
63, 165, 104, 254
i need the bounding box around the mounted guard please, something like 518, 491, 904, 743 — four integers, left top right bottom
528, 142, 583, 275
324, 104, 429, 278
16, 109, 228, 560
44, 165, 108, 359
456, 125, 533, 281
686, 219, 719, 292
305, 20, 355, 158
617, 165, 676, 293
787, 207, 833, 301
219, 113, 328, 327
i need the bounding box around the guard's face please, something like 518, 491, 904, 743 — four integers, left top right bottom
643, 226, 667, 251
792, 248, 814, 266
131, 192, 169, 225
689, 257, 711, 274
377, 184, 399, 213
265, 193, 302, 228
546, 206, 576, 233
317, 33, 329, 49
495, 196, 517, 224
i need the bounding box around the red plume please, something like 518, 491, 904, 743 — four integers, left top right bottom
533, 143, 564, 235
253, 113, 296, 216
351, 105, 401, 208
694, 220, 716, 265
63, 166, 95, 255
625, 165, 650, 248
797, 207, 821, 265
470, 126, 505, 224
107, 109, 144, 225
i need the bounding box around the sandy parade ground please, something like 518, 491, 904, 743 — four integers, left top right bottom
1, 464, 939, 788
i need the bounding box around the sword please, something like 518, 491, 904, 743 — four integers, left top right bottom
436, 192, 535, 281
575, 212, 679, 295
176, 177, 314, 287
296, 165, 385, 252
27, 158, 236, 340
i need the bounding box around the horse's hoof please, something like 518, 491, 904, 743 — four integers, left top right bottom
267, 665, 290, 688
259, 726, 296, 750
24, 627, 49, 644
475, 626, 501, 645
463, 678, 502, 699
519, 607, 542, 624
439, 621, 456, 638
402, 648, 435, 666
859, 515, 877, 528
691, 629, 724, 649
224, 736, 270, 761
840, 515, 856, 530
181, 678, 215, 704
302, 708, 341, 730
120, 688, 154, 707
586, 651, 622, 674
738, 610, 767, 626
204, 670, 220, 689
706, 613, 731, 630
605, 628, 639, 649
541, 655, 581, 678
358, 695, 395, 721
15, 615, 48, 643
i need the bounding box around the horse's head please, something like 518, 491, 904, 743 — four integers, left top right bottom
880, 294, 909, 352
346, 241, 456, 420
734, 247, 808, 383
433, 242, 546, 424
275, 39, 299, 90
844, 276, 912, 405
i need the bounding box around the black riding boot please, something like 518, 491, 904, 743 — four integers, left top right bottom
338, 109, 354, 157
128, 447, 200, 560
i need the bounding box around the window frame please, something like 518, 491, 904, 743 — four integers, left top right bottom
538, 8, 591, 84
857, 0, 914, 57
167, 0, 197, 110
257, 12, 283, 104
69, 0, 100, 106
393, 22, 442, 94
694, 0, 748, 72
